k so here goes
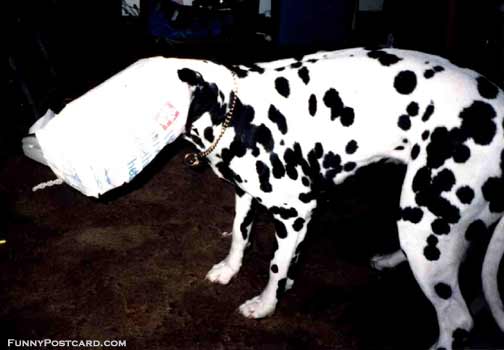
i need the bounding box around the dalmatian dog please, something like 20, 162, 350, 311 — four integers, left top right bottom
165, 47, 504, 350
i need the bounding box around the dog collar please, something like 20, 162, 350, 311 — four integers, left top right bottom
184, 70, 238, 167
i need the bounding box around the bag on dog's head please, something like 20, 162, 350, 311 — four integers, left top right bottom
35, 57, 194, 197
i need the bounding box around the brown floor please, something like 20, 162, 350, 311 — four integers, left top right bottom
1, 140, 503, 350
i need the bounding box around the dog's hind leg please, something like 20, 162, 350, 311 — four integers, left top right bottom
398, 166, 474, 350
239, 200, 316, 318
206, 192, 257, 285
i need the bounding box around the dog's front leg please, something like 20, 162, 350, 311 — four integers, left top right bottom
206, 191, 256, 285
239, 202, 315, 319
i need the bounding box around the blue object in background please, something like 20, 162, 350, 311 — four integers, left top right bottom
276, 0, 357, 49
147, 0, 235, 41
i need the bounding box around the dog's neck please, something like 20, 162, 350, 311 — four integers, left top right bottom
178, 60, 237, 164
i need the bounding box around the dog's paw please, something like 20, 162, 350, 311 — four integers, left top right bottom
370, 255, 391, 271
238, 295, 276, 319
221, 231, 232, 238
286, 278, 295, 291
370, 250, 407, 271
206, 261, 237, 285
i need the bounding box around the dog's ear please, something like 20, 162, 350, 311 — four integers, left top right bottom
177, 67, 225, 132
177, 68, 204, 87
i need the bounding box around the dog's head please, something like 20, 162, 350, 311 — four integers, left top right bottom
170, 59, 234, 151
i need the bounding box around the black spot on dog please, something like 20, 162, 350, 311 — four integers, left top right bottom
431, 218, 450, 235
424, 69, 435, 79
422, 103, 435, 121
322, 88, 342, 119
398, 115, 411, 130
307, 142, 324, 184
477, 76, 499, 99
256, 160, 272, 192
298, 66, 310, 85
459, 100, 497, 146
248, 64, 265, 74
482, 176, 504, 213
271, 206, 298, 220
413, 167, 461, 224
426, 127, 463, 168
394, 70, 417, 95
433, 169, 456, 192
311, 142, 324, 159
323, 152, 342, 171
411, 144, 420, 159
453, 144, 471, 163
268, 105, 288, 134
188, 134, 205, 149
340, 107, 355, 126
216, 162, 241, 183
465, 219, 487, 241
276, 278, 288, 299
435, 282, 453, 299
345, 140, 358, 154
407, 102, 419, 116
293, 218, 305, 231
275, 66, 286, 72
401, 207, 424, 223
395, 146, 405, 151
275, 77, 290, 98
456, 186, 474, 204
232, 65, 249, 78
234, 174, 243, 183
344, 162, 357, 172
413, 166, 432, 192
204, 127, 214, 142
274, 219, 288, 239
424, 66, 445, 79
283, 143, 311, 182
301, 176, 310, 187
322, 152, 343, 182
271, 264, 279, 273
452, 328, 470, 349
367, 50, 402, 66
309, 94, 317, 116
177, 68, 203, 86
323, 88, 355, 126
240, 200, 257, 239
299, 191, 317, 203
235, 185, 245, 197
255, 124, 275, 153
290, 61, 303, 69
422, 130, 430, 140
270, 153, 286, 179
424, 234, 441, 261
284, 149, 299, 180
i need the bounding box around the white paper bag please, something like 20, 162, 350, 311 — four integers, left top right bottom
33, 57, 189, 197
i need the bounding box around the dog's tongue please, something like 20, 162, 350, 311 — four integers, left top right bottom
34, 57, 190, 197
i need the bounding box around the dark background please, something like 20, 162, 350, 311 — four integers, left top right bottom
3, 1, 504, 349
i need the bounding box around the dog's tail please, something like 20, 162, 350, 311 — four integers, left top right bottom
482, 214, 504, 331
